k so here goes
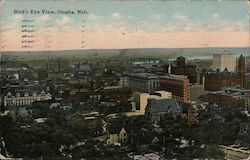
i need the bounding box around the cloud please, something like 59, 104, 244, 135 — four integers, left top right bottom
213, 13, 220, 20
4, 14, 23, 30
87, 14, 100, 21
173, 13, 188, 21
37, 15, 51, 22
0, 0, 5, 8
12, 14, 23, 22
128, 15, 136, 20
111, 12, 122, 21
153, 14, 164, 21
248, 1, 250, 14
56, 16, 72, 26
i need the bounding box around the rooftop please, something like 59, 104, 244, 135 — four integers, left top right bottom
160, 74, 188, 80
210, 88, 250, 97
128, 73, 158, 79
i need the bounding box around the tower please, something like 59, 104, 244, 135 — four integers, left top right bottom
176, 56, 186, 67
238, 54, 246, 88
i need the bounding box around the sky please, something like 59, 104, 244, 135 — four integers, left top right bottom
0, 0, 249, 51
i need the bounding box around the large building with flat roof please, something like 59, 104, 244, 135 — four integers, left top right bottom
205, 88, 250, 108
212, 51, 236, 72
128, 73, 159, 92
204, 54, 246, 91
160, 74, 190, 104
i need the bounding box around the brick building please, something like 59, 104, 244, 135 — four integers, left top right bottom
163, 56, 198, 84
204, 54, 246, 91
205, 88, 250, 108
160, 74, 190, 104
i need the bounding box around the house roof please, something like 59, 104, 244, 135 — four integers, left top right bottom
2, 84, 49, 97
107, 124, 126, 134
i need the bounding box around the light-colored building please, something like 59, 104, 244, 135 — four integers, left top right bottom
107, 127, 128, 145
133, 91, 172, 112
2, 85, 52, 107
128, 73, 159, 92
221, 145, 250, 160
190, 84, 204, 102
212, 51, 236, 72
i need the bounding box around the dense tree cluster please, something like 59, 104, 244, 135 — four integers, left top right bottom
1, 103, 249, 159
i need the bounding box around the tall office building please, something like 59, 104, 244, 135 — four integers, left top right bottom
160, 74, 190, 103
212, 51, 236, 72
166, 56, 198, 84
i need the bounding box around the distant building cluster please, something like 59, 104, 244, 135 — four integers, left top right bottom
203, 54, 246, 91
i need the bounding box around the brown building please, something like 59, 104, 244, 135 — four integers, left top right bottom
246, 73, 250, 89
187, 105, 198, 124
160, 74, 190, 104
181, 103, 198, 124
205, 88, 250, 108
63, 86, 132, 102
204, 55, 246, 91
91, 76, 120, 89
164, 56, 198, 84
204, 71, 241, 91
47, 58, 69, 73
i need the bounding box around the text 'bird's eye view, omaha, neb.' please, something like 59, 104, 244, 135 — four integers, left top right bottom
0, 0, 250, 159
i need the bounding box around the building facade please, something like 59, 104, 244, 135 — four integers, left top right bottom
205, 88, 250, 108
145, 98, 180, 123
204, 54, 246, 91
204, 71, 241, 91
160, 74, 190, 103
246, 73, 250, 89
128, 73, 159, 92
107, 127, 128, 145
133, 91, 172, 112
1, 84, 52, 107
165, 56, 198, 84
212, 51, 236, 72
238, 54, 246, 88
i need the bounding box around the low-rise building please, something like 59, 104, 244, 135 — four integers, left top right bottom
145, 98, 180, 123
107, 127, 128, 145
133, 91, 172, 112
